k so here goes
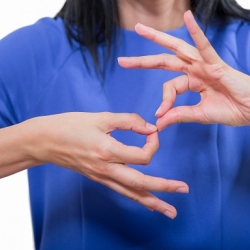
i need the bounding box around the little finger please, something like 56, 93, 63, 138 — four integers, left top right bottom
101, 177, 178, 219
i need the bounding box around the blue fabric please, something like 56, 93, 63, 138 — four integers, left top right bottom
1, 17, 250, 249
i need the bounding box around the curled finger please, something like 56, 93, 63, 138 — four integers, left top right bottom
106, 132, 159, 164
155, 75, 189, 118
104, 112, 157, 135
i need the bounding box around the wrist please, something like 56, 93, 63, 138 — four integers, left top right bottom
19, 117, 49, 166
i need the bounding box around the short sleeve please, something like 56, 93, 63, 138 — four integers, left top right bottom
0, 17, 71, 128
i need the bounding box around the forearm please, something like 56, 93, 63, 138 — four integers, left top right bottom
0, 119, 44, 178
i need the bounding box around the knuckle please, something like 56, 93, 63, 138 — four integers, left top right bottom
173, 109, 182, 124
161, 56, 170, 68
98, 141, 113, 161
151, 32, 157, 42
87, 172, 101, 182
130, 178, 145, 191
140, 153, 151, 165
198, 39, 210, 51
170, 42, 179, 52
131, 113, 140, 120
124, 192, 139, 202
162, 81, 169, 90
130, 113, 141, 124
145, 197, 161, 211
182, 64, 189, 72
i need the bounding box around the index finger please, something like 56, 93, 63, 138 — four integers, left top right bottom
134, 23, 202, 62
108, 131, 159, 165
102, 112, 157, 135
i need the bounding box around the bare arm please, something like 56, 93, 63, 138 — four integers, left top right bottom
0, 120, 44, 177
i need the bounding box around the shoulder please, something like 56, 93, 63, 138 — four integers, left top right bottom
0, 17, 76, 82
208, 19, 250, 73
0, 18, 79, 124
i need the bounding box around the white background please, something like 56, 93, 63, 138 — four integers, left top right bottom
0, 1, 65, 249
0, 0, 249, 249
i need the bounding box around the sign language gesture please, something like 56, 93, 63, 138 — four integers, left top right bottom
1, 112, 188, 218
118, 10, 250, 130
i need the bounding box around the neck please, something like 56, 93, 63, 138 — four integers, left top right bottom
117, 0, 190, 31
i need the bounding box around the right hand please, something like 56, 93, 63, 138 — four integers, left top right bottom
27, 112, 188, 218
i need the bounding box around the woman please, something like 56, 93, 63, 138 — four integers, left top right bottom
1, 0, 250, 249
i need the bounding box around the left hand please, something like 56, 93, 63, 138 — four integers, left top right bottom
118, 10, 250, 130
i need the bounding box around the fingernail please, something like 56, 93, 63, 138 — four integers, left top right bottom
176, 186, 189, 193
146, 123, 157, 131
135, 23, 149, 35
155, 106, 162, 116
117, 57, 126, 61
164, 210, 175, 219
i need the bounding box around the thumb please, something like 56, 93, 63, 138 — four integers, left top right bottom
105, 113, 157, 135
156, 106, 201, 130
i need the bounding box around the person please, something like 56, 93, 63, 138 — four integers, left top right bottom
1, 0, 250, 249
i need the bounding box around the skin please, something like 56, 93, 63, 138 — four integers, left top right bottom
0, 0, 191, 219
117, 0, 190, 31
0, 113, 188, 218
118, 10, 250, 130
3, 1, 250, 219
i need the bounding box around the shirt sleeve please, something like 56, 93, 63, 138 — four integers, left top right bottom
0, 23, 42, 128
0, 18, 66, 128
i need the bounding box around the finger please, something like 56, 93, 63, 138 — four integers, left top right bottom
156, 105, 202, 130
101, 176, 179, 218
107, 132, 159, 164
118, 54, 188, 72
134, 23, 202, 61
184, 10, 221, 64
107, 163, 189, 193
103, 112, 157, 135
155, 75, 189, 118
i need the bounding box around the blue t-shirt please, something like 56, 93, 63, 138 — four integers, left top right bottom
1, 17, 250, 250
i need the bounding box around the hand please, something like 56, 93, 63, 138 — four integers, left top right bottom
118, 10, 250, 130
27, 112, 188, 218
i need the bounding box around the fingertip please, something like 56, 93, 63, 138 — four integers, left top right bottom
155, 106, 163, 117
156, 118, 168, 132
146, 123, 157, 132
184, 10, 195, 24
135, 23, 141, 33
176, 185, 189, 194
155, 106, 168, 118
135, 22, 143, 30
183, 10, 197, 30
117, 57, 127, 67
184, 10, 193, 19
164, 209, 177, 219
135, 23, 149, 36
